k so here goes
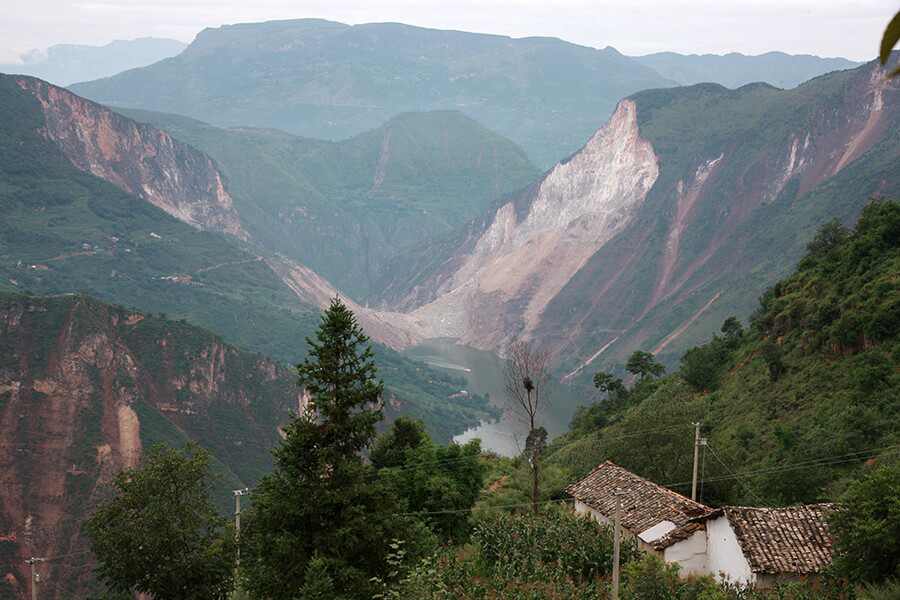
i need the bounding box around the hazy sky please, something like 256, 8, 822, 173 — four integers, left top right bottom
0, 0, 895, 63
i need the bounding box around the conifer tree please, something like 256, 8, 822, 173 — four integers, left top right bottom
240, 297, 431, 599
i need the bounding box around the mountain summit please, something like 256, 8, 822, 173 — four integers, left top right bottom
69, 19, 672, 167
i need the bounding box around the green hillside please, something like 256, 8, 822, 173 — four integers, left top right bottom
546, 200, 899, 506
70, 18, 674, 167
0, 74, 496, 442
114, 107, 541, 299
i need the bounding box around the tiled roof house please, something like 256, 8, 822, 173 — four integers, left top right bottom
567, 462, 836, 587
565, 461, 710, 551
655, 504, 837, 587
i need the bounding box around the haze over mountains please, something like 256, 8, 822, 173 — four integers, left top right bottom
69, 19, 861, 168
0, 37, 187, 87
632, 51, 861, 89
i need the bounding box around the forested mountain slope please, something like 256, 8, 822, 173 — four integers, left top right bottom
0, 74, 496, 444
547, 200, 899, 507
114, 107, 541, 299
377, 58, 900, 377
69, 18, 674, 167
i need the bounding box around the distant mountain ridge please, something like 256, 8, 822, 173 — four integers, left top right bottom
69, 18, 674, 167
67, 19, 864, 168
0, 37, 187, 86
632, 51, 861, 89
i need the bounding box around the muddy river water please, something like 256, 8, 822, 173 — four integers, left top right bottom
403, 339, 590, 456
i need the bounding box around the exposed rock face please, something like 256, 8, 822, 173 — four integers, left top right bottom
405, 99, 658, 350
15, 76, 248, 239
0, 293, 298, 600
381, 60, 900, 371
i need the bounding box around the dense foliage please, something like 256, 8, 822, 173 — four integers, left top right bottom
829, 459, 900, 584
374, 416, 487, 542
376, 507, 632, 599
83, 444, 235, 599
546, 199, 899, 507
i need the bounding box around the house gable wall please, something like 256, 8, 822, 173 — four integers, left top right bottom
663, 529, 708, 577
707, 516, 755, 585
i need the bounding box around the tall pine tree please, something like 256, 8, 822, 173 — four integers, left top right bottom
240, 298, 431, 599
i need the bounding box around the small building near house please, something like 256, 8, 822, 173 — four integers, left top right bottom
565, 461, 710, 552
653, 504, 836, 587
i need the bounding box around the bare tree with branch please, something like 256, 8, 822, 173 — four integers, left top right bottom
503, 339, 553, 514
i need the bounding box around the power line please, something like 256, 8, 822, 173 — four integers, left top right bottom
663, 444, 900, 489
705, 443, 768, 506
45, 550, 92, 562
393, 497, 571, 517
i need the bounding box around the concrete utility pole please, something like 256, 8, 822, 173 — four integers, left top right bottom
611, 488, 630, 600
691, 422, 701, 501
234, 488, 250, 566
25, 557, 45, 600
232, 487, 250, 600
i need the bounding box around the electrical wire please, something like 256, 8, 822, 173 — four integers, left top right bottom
663, 444, 900, 489
705, 443, 768, 506
393, 497, 571, 517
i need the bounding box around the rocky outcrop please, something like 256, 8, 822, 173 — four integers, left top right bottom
15, 76, 248, 239
380, 60, 900, 370
0, 293, 298, 600
404, 99, 659, 350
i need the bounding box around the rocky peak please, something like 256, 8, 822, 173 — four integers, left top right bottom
15, 76, 248, 240
407, 99, 659, 349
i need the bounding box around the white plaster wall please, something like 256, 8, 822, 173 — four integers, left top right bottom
574, 499, 615, 528
573, 500, 657, 552
663, 529, 708, 577
706, 516, 755, 585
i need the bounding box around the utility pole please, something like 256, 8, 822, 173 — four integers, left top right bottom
611, 488, 630, 600
233, 488, 250, 600
25, 557, 44, 600
234, 488, 250, 566
691, 422, 702, 501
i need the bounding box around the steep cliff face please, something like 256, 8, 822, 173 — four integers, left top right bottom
403, 99, 658, 350
15, 76, 247, 239
0, 293, 300, 600
381, 60, 900, 373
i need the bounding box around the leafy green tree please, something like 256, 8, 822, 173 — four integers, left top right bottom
620, 553, 681, 600
83, 444, 235, 600
829, 460, 900, 584
721, 316, 744, 347
371, 414, 427, 469
240, 297, 432, 599
626, 350, 665, 381
377, 417, 486, 542
760, 339, 786, 381
593, 370, 626, 399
